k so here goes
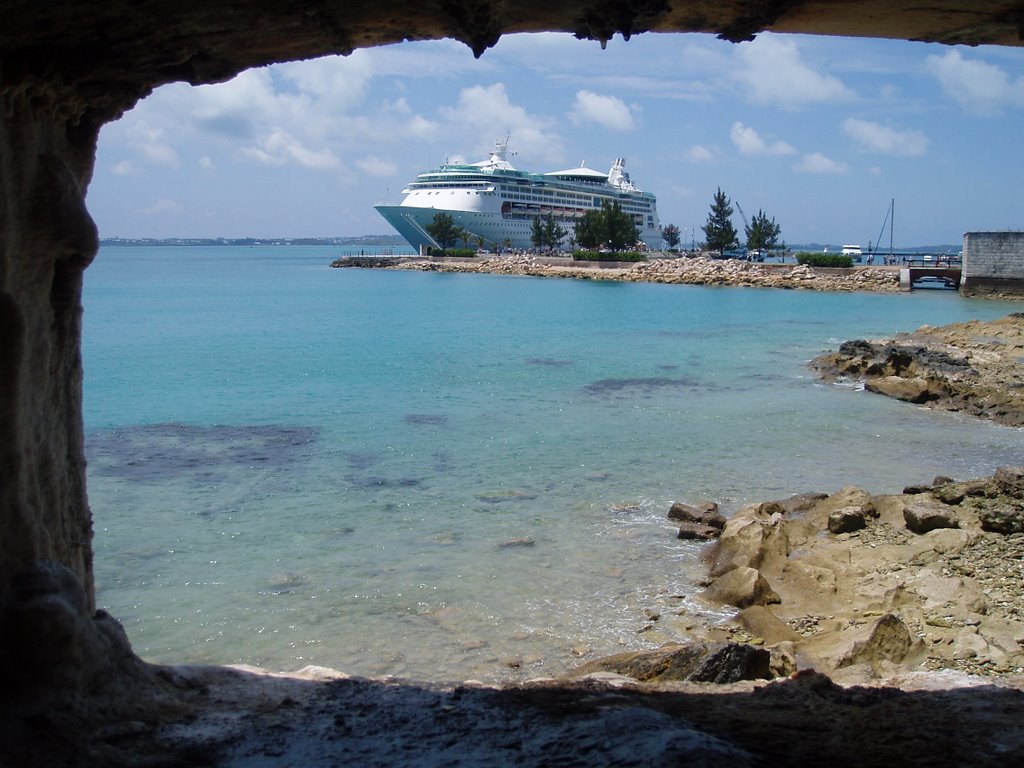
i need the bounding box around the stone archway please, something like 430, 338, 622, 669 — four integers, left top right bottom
2, 0, 1023, 712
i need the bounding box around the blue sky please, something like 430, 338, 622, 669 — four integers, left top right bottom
89, 32, 1024, 247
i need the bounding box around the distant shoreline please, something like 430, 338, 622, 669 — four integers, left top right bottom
99, 236, 408, 247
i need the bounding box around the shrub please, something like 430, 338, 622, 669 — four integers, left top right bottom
795, 252, 853, 268
439, 248, 477, 258
572, 250, 646, 262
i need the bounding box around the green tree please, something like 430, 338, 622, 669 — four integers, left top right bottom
661, 223, 681, 250
530, 215, 546, 249
575, 201, 639, 251
426, 212, 461, 250
533, 213, 568, 250
574, 211, 601, 250
605, 202, 639, 250
702, 188, 737, 255
745, 209, 782, 253
543, 213, 567, 249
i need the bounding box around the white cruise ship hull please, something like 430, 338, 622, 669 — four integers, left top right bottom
375, 204, 544, 253
374, 139, 663, 253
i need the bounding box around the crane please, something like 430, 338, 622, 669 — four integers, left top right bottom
734, 201, 750, 256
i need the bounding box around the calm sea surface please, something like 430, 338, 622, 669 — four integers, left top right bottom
84, 246, 1023, 682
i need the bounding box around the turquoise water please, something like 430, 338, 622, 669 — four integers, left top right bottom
84, 246, 1023, 682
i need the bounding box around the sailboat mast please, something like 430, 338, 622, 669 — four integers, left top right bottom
889, 198, 894, 258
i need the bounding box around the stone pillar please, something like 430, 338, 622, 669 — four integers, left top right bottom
961, 231, 1024, 297
0, 85, 135, 703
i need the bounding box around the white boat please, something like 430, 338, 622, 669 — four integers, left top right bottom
374, 138, 662, 253
841, 244, 863, 263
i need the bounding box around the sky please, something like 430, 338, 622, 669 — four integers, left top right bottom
89, 31, 1024, 247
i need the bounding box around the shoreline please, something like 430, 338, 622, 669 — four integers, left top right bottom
584, 313, 1024, 687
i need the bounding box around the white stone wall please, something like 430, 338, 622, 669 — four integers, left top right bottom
961, 231, 1024, 296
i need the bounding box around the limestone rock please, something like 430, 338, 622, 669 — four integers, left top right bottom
708, 505, 790, 578
810, 317, 1024, 427
864, 375, 937, 403
737, 606, 803, 645
812, 486, 877, 520
836, 614, 916, 669
773, 492, 828, 515
570, 641, 771, 684
782, 560, 838, 596
994, 466, 1024, 499
769, 641, 799, 677
677, 522, 723, 541
933, 483, 967, 505
668, 501, 726, 530
828, 506, 867, 534
688, 643, 772, 684
904, 501, 960, 534
704, 567, 781, 609
979, 503, 1024, 534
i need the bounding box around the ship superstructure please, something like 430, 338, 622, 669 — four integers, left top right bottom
374, 138, 662, 252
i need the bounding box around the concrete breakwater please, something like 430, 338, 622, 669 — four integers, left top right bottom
331, 253, 903, 293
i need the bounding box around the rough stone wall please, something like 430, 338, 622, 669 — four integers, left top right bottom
1, 0, 1023, 706
961, 231, 1024, 296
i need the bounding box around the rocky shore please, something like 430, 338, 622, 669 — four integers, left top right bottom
332, 253, 903, 293
811, 313, 1024, 426
9, 314, 1024, 767
15, 467, 1024, 767
587, 468, 1024, 687
580, 314, 1024, 689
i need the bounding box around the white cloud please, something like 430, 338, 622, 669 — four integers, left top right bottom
569, 90, 637, 131
276, 54, 374, 112
926, 49, 1024, 115
438, 83, 563, 165
239, 130, 341, 170
356, 155, 399, 177
110, 161, 138, 176
795, 152, 848, 174
684, 145, 716, 163
199, 156, 215, 171
125, 120, 180, 167
141, 198, 183, 216
730, 122, 796, 156
842, 118, 928, 156
734, 35, 852, 107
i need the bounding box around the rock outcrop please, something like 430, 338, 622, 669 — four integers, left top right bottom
682, 470, 1024, 682
811, 314, 1024, 426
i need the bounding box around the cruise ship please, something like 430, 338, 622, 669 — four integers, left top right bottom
374, 138, 662, 252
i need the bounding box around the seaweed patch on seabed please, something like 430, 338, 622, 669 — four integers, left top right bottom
404, 413, 448, 426
346, 475, 426, 489
583, 377, 699, 396
85, 423, 318, 482
525, 357, 574, 367
344, 451, 383, 470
